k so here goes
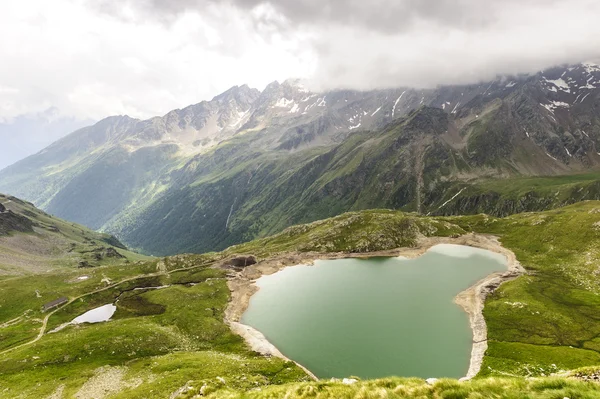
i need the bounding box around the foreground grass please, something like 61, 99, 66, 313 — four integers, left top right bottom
199, 377, 600, 398
0, 260, 308, 398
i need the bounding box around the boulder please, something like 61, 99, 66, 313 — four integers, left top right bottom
104, 247, 125, 258
92, 247, 125, 261
0, 203, 5, 213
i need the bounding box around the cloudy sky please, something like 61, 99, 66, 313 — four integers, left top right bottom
1, 0, 600, 168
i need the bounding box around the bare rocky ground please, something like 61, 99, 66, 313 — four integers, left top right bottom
73, 366, 142, 399
0, 232, 73, 274
573, 370, 600, 383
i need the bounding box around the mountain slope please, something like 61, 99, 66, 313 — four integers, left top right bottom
0, 193, 146, 275
2, 64, 600, 255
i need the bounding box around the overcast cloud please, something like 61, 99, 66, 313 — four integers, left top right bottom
1, 0, 600, 166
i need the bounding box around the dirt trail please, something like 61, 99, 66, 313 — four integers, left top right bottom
0, 260, 214, 356
0, 311, 29, 329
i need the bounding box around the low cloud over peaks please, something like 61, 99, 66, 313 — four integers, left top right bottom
2, 0, 600, 127
95, 0, 600, 91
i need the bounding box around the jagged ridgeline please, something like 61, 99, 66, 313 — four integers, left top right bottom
2, 64, 600, 255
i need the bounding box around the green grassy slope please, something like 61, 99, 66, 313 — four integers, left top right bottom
0, 193, 148, 275
3, 202, 600, 397
224, 209, 465, 256
118, 106, 600, 256
440, 202, 600, 378
0, 254, 308, 399
431, 172, 600, 217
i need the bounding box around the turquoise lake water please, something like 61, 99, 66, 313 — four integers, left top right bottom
241, 244, 507, 379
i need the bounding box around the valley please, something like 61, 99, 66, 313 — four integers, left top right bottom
2, 64, 600, 256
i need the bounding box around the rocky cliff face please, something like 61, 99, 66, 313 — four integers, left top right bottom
1, 63, 600, 255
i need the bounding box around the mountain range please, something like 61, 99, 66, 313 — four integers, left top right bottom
1, 63, 600, 255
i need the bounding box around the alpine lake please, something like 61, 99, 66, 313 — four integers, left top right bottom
241, 244, 507, 379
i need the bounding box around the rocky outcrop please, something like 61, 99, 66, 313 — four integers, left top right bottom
224, 255, 257, 268
103, 247, 125, 258
92, 247, 125, 261
0, 210, 34, 235
573, 369, 600, 383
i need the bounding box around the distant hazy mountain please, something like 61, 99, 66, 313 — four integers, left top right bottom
0, 108, 93, 170
1, 64, 600, 255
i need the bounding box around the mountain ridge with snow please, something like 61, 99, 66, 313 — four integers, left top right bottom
2, 62, 600, 254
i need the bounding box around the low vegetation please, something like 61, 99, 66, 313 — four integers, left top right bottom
3, 199, 600, 397
198, 376, 600, 398
223, 209, 466, 256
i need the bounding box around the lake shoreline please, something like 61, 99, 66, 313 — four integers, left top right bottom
224, 233, 524, 380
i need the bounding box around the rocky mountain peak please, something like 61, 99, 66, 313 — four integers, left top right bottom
263, 80, 281, 91
211, 84, 260, 108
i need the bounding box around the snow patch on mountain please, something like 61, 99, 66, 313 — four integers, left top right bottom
541, 101, 570, 114
544, 77, 571, 93
274, 98, 295, 108
392, 91, 406, 118
583, 62, 600, 74
578, 93, 591, 103
451, 102, 461, 114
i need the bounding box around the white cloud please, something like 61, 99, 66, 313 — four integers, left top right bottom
0, 0, 599, 124
0, 0, 315, 121
306, 0, 600, 90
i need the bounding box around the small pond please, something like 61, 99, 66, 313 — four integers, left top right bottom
72, 304, 117, 324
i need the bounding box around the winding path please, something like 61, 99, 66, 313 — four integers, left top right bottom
0, 259, 215, 356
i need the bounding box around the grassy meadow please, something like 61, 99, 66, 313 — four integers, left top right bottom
3, 201, 600, 397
